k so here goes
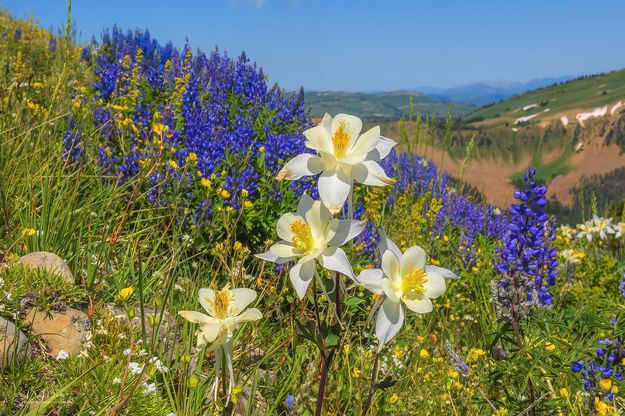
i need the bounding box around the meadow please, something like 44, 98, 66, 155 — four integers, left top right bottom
1, 12, 625, 416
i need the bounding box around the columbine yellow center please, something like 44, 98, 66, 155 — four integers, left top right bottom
332, 122, 351, 159
206, 287, 233, 319
290, 220, 314, 253
400, 267, 426, 299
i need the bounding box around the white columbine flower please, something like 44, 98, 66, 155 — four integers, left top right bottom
559, 249, 584, 264
592, 216, 615, 240
559, 224, 573, 239
357, 237, 457, 351
615, 222, 625, 239
576, 222, 595, 242
178, 285, 262, 397
255, 193, 365, 298
276, 113, 396, 214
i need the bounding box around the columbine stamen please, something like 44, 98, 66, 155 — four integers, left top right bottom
207, 286, 233, 319
401, 267, 426, 299
290, 220, 314, 253
332, 121, 350, 159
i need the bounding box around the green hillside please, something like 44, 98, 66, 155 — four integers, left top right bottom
465, 68, 625, 127
304, 90, 476, 120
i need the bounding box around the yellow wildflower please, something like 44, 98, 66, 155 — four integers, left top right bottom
545, 342, 556, 352
168, 160, 178, 170
389, 393, 399, 404
221, 189, 230, 199
187, 152, 198, 162
200, 178, 211, 188
352, 368, 361, 377
599, 378, 612, 392
118, 287, 134, 301
233, 241, 243, 251
559, 387, 569, 398
419, 349, 429, 360
258, 145, 265, 153
244, 200, 253, 208
21, 228, 36, 237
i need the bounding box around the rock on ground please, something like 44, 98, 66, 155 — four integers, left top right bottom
0, 316, 30, 367
16, 252, 74, 284
25, 307, 90, 357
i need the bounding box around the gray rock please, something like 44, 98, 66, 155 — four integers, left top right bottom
16, 252, 73, 284
0, 316, 30, 367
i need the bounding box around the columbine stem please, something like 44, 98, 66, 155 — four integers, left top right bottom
361, 351, 380, 416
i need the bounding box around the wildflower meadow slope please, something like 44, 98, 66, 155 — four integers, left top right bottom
1, 12, 625, 416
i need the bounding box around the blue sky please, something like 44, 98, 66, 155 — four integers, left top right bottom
4, 0, 625, 92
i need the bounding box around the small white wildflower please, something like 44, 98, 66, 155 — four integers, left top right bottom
0, 277, 4, 287
150, 357, 169, 373
143, 382, 157, 395
56, 350, 69, 360
128, 361, 142, 375
174, 284, 184, 292
123, 348, 132, 356
112, 377, 122, 384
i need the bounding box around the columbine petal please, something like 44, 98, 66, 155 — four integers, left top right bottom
178, 310, 215, 324
276, 212, 304, 241
403, 297, 433, 314
305, 200, 334, 239
198, 288, 215, 315
318, 169, 352, 214
424, 272, 446, 299
290, 260, 316, 299
234, 308, 263, 323
327, 219, 366, 246
357, 268, 384, 294
368, 136, 396, 161
198, 322, 222, 346
296, 193, 315, 216
375, 298, 404, 351
381, 277, 401, 303
229, 288, 257, 314
255, 250, 293, 265
319, 247, 354, 279
270, 242, 298, 258
425, 265, 459, 279
379, 232, 402, 261
401, 246, 427, 272
304, 115, 333, 154
276, 154, 323, 181
332, 113, 362, 148
353, 160, 396, 186
382, 250, 401, 282
350, 126, 380, 156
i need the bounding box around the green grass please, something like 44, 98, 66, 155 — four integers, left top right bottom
509, 137, 573, 184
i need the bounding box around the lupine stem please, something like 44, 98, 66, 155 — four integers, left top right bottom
361, 351, 380, 416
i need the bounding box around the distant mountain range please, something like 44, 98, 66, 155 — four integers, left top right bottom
303, 76, 576, 120
415, 76, 575, 106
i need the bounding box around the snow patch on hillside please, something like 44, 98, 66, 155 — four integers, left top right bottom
515, 114, 539, 124
611, 101, 623, 115
522, 103, 537, 111
576, 106, 608, 126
